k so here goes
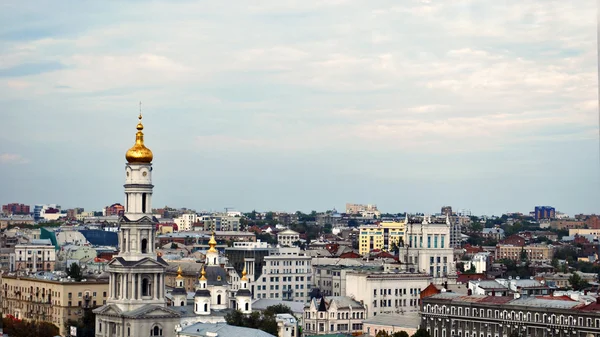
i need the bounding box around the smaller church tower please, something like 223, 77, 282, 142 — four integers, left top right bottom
205, 232, 219, 266
194, 266, 211, 315
236, 266, 252, 314
172, 266, 187, 307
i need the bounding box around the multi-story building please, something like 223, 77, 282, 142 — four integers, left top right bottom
449, 216, 463, 249
495, 244, 554, 262
225, 241, 276, 286
276, 313, 298, 337
421, 292, 600, 337
199, 214, 241, 231
303, 296, 366, 335
12, 239, 56, 272
535, 206, 556, 221
1, 272, 109, 336
398, 216, 456, 282
464, 252, 491, 274
103, 203, 125, 217
0, 214, 35, 228
2, 203, 30, 215
441, 206, 453, 216
313, 265, 383, 297
359, 220, 406, 255
277, 229, 300, 247
345, 271, 431, 317
569, 228, 600, 237
253, 247, 312, 302
346, 203, 381, 218
174, 213, 197, 231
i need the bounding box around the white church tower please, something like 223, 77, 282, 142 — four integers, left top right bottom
172, 266, 187, 307
95, 111, 180, 337
236, 266, 252, 314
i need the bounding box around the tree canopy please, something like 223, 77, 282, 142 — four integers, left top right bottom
225, 304, 295, 336
3, 317, 59, 337
66, 262, 83, 281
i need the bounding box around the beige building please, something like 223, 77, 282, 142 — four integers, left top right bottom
359, 220, 406, 255
568, 228, 600, 237
495, 244, 554, 262
1, 273, 109, 336
362, 313, 420, 337
12, 239, 56, 272
277, 229, 300, 247
303, 296, 366, 335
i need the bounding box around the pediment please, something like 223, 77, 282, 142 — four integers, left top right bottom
109, 257, 168, 268
124, 305, 181, 319
94, 304, 123, 316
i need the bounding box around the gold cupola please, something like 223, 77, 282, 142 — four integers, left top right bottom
207, 232, 218, 253
176, 265, 183, 280
125, 113, 153, 163
241, 266, 248, 281
199, 265, 207, 281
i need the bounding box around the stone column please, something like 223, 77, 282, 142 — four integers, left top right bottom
153, 274, 158, 300
108, 274, 113, 299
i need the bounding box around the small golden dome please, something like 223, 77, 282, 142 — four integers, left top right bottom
176, 265, 183, 280
241, 266, 248, 281
200, 265, 207, 281
207, 232, 218, 253
125, 113, 153, 163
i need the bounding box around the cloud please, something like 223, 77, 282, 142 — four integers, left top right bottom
0, 61, 65, 77
0, 153, 29, 164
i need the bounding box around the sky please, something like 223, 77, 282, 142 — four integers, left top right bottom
0, 0, 598, 216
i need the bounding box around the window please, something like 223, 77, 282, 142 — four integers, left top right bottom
151, 326, 162, 336
141, 239, 148, 253
142, 277, 150, 296
99, 323, 102, 332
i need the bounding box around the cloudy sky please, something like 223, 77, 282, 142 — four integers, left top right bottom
0, 0, 597, 216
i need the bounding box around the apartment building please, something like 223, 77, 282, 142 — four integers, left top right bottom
174, 213, 197, 231
313, 265, 383, 297
277, 229, 300, 247
346, 203, 379, 217
359, 220, 406, 255
12, 239, 56, 272
2, 203, 30, 215
1, 273, 109, 336
495, 244, 554, 262
345, 271, 431, 317
253, 247, 312, 302
225, 241, 276, 285
303, 296, 366, 335
421, 292, 600, 337
199, 214, 241, 231
398, 217, 455, 282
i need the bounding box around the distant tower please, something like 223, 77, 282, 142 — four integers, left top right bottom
172, 266, 187, 307
194, 266, 211, 315
236, 266, 252, 314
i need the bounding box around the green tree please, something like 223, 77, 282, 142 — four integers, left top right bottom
3, 318, 59, 337
569, 272, 589, 290
263, 304, 294, 317
65, 308, 97, 337
551, 257, 559, 269
393, 331, 410, 337
520, 248, 528, 262
412, 328, 431, 337
390, 241, 400, 254
67, 262, 83, 281
376, 331, 391, 337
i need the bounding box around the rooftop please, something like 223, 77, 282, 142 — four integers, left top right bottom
180, 322, 276, 337
362, 312, 420, 328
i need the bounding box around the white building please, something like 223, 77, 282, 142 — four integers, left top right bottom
464, 252, 490, 274
303, 296, 366, 335
175, 214, 198, 231
345, 272, 431, 317
276, 313, 298, 337
253, 247, 312, 302
12, 239, 56, 272
277, 229, 300, 247
398, 216, 456, 283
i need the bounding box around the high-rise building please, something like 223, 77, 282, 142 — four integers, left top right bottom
358, 220, 406, 255
94, 113, 181, 336
1, 203, 30, 215
440, 206, 452, 216
534, 206, 556, 221
104, 203, 125, 217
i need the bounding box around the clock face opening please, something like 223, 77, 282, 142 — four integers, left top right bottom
127, 171, 130, 177
143, 171, 147, 177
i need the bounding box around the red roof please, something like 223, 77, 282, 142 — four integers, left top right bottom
339, 252, 361, 259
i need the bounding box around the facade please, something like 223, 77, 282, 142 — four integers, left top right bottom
277, 229, 300, 247
362, 313, 420, 337
535, 206, 556, 221
421, 292, 600, 337
303, 296, 366, 336
94, 113, 182, 337
224, 241, 276, 285
398, 216, 456, 282
346, 203, 379, 216
104, 203, 125, 217
464, 252, 490, 274
12, 239, 56, 272
481, 227, 505, 241
174, 213, 197, 232
253, 247, 312, 302
199, 214, 240, 231
359, 220, 406, 255
1, 273, 109, 336
569, 228, 600, 237
345, 271, 431, 317
449, 216, 463, 249
2, 203, 30, 215
495, 244, 554, 262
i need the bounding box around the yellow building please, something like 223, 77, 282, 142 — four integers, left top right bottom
359, 221, 406, 255
1, 274, 109, 336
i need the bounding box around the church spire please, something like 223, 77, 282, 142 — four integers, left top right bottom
125, 107, 153, 163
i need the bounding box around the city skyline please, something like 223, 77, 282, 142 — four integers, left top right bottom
0, 1, 597, 216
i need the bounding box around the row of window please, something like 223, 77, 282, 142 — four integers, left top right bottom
254, 292, 305, 299
306, 311, 365, 320
306, 322, 363, 333
374, 287, 422, 296
424, 304, 600, 327
268, 260, 310, 266
374, 299, 418, 307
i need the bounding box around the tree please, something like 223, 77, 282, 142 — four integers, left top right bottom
520, 248, 527, 262
225, 305, 293, 336
263, 304, 294, 317
569, 272, 589, 290
551, 257, 559, 269
67, 262, 83, 281
390, 241, 400, 254
376, 331, 391, 337
393, 331, 410, 337
3, 318, 59, 337
412, 328, 431, 337
65, 308, 97, 337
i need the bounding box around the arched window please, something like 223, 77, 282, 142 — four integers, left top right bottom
204, 303, 208, 311
142, 193, 147, 213
142, 239, 148, 254
217, 294, 222, 305
245, 302, 249, 311
142, 278, 150, 297
151, 325, 162, 336
180, 301, 184, 306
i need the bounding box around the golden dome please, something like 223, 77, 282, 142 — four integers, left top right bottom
199, 265, 207, 281
125, 113, 153, 163
241, 266, 248, 281
176, 265, 183, 280
207, 232, 217, 253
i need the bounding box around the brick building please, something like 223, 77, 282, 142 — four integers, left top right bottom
1, 203, 30, 215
